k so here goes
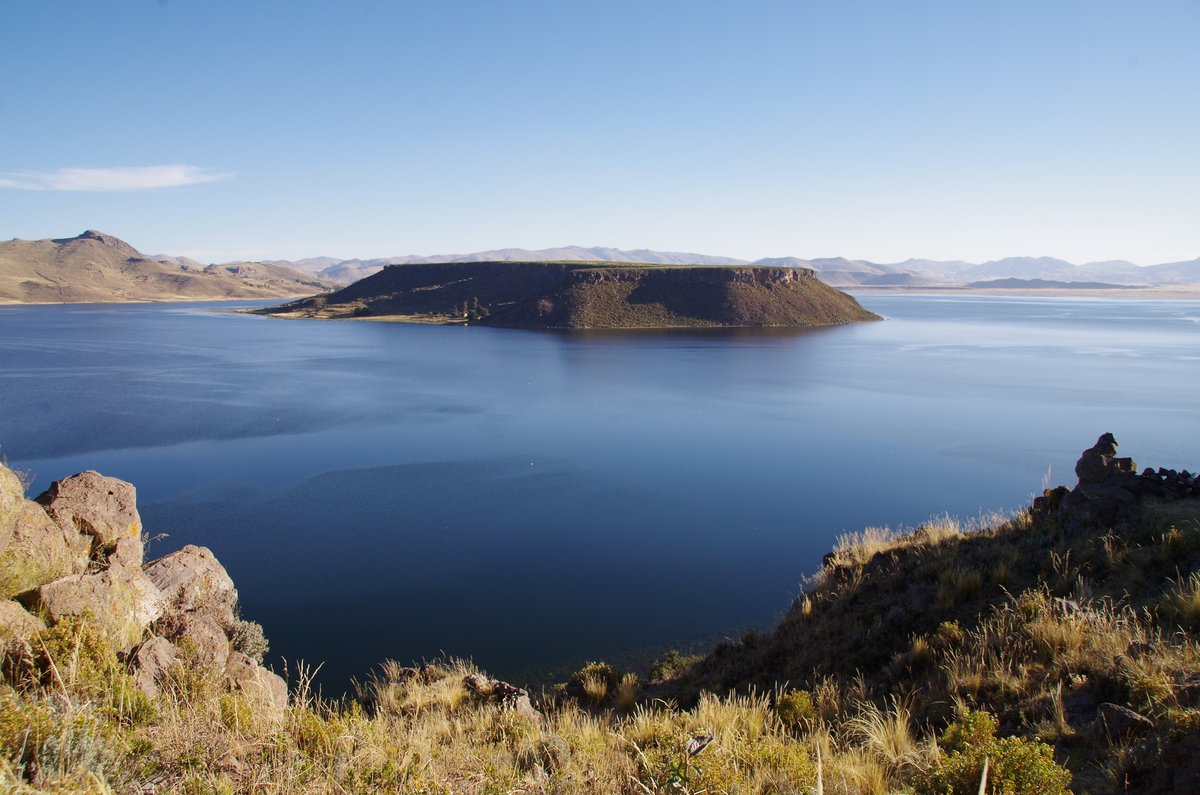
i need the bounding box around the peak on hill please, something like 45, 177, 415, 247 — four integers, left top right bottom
255, 260, 881, 329
0, 230, 334, 304
50, 229, 143, 257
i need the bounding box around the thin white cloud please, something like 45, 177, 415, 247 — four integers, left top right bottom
0, 164, 235, 191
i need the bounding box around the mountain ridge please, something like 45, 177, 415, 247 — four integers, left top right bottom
0, 231, 336, 304
266, 246, 1200, 288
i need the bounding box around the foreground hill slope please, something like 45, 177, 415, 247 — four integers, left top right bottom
256, 260, 881, 329
0, 231, 332, 304
1, 434, 1196, 793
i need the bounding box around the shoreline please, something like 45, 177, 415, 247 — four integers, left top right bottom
846, 285, 1200, 299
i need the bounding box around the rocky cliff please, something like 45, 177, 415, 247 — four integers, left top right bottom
0, 465, 287, 720
255, 261, 882, 329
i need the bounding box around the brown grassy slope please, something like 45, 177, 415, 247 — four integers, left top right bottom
0, 231, 332, 303
648, 495, 1200, 793
258, 260, 881, 329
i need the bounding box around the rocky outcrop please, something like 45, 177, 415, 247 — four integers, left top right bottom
145, 545, 241, 668
0, 465, 24, 552
463, 672, 541, 721
124, 636, 178, 700
0, 497, 91, 599
1033, 433, 1198, 528
0, 599, 45, 644
0, 459, 287, 715
145, 545, 238, 627
24, 566, 166, 648
37, 470, 142, 554
225, 651, 289, 722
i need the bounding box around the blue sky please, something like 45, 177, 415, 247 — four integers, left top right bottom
1, 1, 1196, 264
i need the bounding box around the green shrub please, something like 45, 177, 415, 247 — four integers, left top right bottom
570, 660, 617, 689
774, 689, 817, 731
650, 649, 699, 681
915, 710, 1071, 795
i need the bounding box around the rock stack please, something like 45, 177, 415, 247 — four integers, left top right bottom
0, 463, 286, 720
1034, 433, 1198, 528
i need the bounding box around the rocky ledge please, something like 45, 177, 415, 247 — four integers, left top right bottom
0, 466, 287, 720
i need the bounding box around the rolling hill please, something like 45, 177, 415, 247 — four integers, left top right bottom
0, 231, 334, 304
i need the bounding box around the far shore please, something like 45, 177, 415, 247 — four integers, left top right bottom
847, 285, 1200, 300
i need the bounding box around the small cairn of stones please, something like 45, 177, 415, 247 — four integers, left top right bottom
1034, 433, 1198, 528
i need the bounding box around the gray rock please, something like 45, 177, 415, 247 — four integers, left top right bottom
36, 470, 142, 552
1097, 702, 1155, 739
0, 500, 91, 599
144, 545, 237, 629
24, 567, 165, 648
225, 651, 288, 723
126, 636, 178, 699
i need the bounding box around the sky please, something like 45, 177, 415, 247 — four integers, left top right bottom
1, 1, 1197, 265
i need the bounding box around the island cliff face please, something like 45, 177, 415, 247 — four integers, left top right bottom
256, 261, 882, 329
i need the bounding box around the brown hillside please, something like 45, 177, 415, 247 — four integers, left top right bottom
0, 231, 333, 304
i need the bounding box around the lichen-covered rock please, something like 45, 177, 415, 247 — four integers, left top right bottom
125, 636, 178, 700
24, 567, 165, 649
0, 598, 45, 643
144, 545, 237, 629
0, 464, 26, 556
0, 500, 90, 599
225, 651, 288, 723
36, 470, 142, 553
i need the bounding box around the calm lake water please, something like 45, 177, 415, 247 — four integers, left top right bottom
2, 294, 1197, 690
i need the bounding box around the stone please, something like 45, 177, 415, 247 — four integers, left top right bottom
0, 464, 26, 556
1074, 433, 1138, 485
36, 470, 142, 553
106, 536, 145, 570
464, 673, 541, 720
225, 651, 288, 723
1097, 702, 1155, 739
0, 500, 91, 599
155, 611, 230, 671
144, 545, 237, 629
24, 567, 165, 649
0, 598, 46, 643
126, 636, 178, 699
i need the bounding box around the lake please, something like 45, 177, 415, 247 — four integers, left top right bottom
1, 294, 1197, 691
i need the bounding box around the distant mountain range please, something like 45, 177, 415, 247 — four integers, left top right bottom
268, 247, 1200, 288
0, 231, 334, 304
3, 232, 1197, 305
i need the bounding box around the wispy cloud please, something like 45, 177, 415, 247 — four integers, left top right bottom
0, 164, 235, 191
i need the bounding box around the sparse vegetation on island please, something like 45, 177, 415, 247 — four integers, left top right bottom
1, 435, 1197, 793
253, 260, 882, 330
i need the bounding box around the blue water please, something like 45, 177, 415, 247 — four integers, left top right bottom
1, 294, 1197, 689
